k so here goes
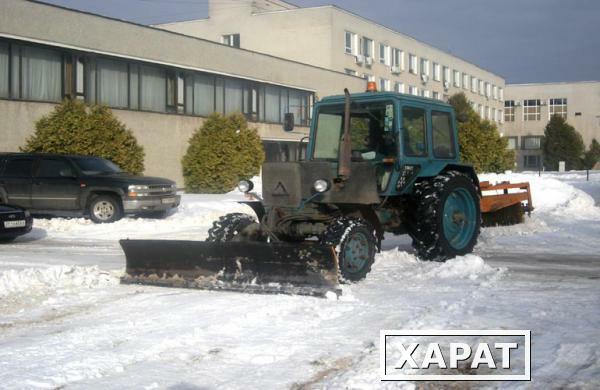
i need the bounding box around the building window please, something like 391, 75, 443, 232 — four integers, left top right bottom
485, 82, 491, 98
549, 98, 567, 119
264, 85, 281, 123
420, 58, 429, 76
478, 104, 484, 117
139, 65, 166, 112
379, 44, 390, 65
478, 80, 484, 95
499, 87, 504, 101
453, 70, 460, 87
408, 54, 419, 74
409, 54, 418, 74
344, 68, 357, 76
493, 85, 498, 100
432, 91, 440, 100
395, 82, 404, 93
409, 85, 418, 96
504, 100, 515, 122
362, 73, 375, 82
504, 136, 518, 150
380, 78, 390, 91
523, 99, 541, 121
345, 31, 357, 54
462, 73, 469, 90
97, 58, 129, 108
0, 42, 8, 98
433, 63, 440, 81
361, 37, 374, 58
288, 89, 309, 125
471, 76, 477, 93
524, 155, 541, 169
222, 34, 240, 48
392, 48, 404, 70
224, 78, 244, 114
443, 66, 450, 84
422, 89, 430, 98
485, 106, 490, 119
10, 44, 63, 102
190, 73, 215, 116
522, 136, 542, 150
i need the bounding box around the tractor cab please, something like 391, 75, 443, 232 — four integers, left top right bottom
305, 88, 460, 196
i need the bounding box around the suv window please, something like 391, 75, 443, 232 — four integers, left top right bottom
3, 158, 34, 177
402, 106, 427, 157
431, 110, 456, 158
36, 158, 75, 178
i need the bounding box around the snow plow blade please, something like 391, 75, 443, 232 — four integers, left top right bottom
120, 239, 340, 297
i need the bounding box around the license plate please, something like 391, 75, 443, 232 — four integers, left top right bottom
4, 220, 26, 229
161, 197, 176, 204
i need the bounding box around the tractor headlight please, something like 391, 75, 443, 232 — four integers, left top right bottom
313, 179, 330, 193
237, 180, 254, 193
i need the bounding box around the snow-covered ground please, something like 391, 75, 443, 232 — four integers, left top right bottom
1, 172, 599, 389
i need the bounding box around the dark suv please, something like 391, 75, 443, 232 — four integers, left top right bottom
0, 153, 180, 223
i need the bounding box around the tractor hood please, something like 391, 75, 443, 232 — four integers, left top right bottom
262, 161, 380, 207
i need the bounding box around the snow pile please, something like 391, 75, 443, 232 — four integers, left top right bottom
429, 255, 501, 280
373, 249, 503, 282
0, 265, 120, 299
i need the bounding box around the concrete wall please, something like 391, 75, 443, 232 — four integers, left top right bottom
158, 6, 337, 70
158, 0, 505, 117
504, 81, 600, 170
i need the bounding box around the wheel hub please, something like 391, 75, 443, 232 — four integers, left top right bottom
94, 201, 115, 221
442, 189, 476, 250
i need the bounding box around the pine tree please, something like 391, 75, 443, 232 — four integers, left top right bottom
21, 99, 144, 174
583, 139, 600, 170
182, 113, 265, 193
448, 93, 514, 173
542, 115, 585, 171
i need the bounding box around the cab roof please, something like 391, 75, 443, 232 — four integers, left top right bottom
318, 91, 453, 110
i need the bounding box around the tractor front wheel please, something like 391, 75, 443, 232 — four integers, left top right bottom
321, 217, 377, 282
409, 171, 481, 261
206, 213, 259, 242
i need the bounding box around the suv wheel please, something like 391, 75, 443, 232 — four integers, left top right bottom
89, 195, 122, 223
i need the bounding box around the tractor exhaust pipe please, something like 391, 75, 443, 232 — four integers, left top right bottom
338, 88, 352, 180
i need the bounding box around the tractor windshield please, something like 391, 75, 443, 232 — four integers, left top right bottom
312, 101, 397, 161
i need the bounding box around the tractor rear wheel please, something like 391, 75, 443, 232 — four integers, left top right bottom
409, 171, 481, 261
320, 217, 377, 282
206, 213, 259, 242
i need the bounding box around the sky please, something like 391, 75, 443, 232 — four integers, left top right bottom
39, 0, 600, 84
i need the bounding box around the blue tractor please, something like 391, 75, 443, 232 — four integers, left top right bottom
121, 88, 515, 296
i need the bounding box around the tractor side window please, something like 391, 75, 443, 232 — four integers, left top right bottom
402, 106, 427, 157
432, 111, 456, 159
313, 113, 342, 160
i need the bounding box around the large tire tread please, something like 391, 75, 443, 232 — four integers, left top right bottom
320, 217, 377, 282
408, 171, 481, 261
206, 213, 256, 242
